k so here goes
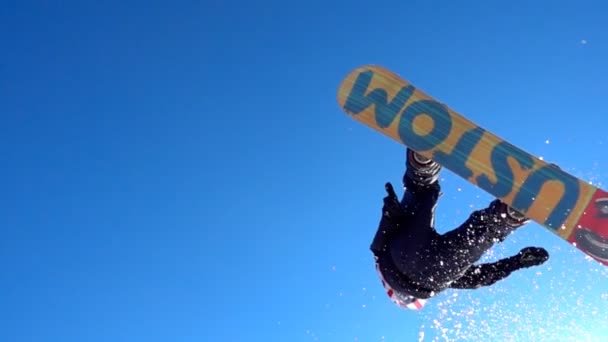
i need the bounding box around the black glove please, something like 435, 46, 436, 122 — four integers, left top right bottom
515, 247, 549, 268
382, 182, 406, 220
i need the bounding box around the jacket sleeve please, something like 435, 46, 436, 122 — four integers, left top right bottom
370, 184, 409, 255
370, 212, 401, 255
449, 257, 519, 289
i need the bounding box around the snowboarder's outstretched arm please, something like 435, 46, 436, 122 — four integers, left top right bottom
449, 247, 549, 289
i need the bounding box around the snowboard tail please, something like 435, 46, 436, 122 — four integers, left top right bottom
337, 65, 608, 265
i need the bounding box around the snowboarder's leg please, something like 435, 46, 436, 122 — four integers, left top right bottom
439, 199, 529, 257
370, 150, 441, 257
399, 149, 442, 229
418, 200, 530, 287
387, 150, 443, 273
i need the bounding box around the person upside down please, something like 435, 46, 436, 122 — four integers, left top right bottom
371, 149, 549, 310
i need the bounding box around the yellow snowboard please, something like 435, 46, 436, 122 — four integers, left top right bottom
337, 65, 608, 266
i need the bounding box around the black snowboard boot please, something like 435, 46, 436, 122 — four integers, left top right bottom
489, 199, 530, 228
491, 161, 557, 226
405, 148, 441, 187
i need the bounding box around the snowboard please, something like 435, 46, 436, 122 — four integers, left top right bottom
337, 65, 608, 266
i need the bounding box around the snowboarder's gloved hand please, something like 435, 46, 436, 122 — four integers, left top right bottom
382, 182, 406, 220
516, 247, 549, 268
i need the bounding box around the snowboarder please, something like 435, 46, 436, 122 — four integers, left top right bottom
371, 149, 550, 310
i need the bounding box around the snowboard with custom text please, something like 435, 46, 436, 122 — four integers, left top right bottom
337, 65, 608, 266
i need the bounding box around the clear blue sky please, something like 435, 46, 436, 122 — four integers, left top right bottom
2, 0, 608, 341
